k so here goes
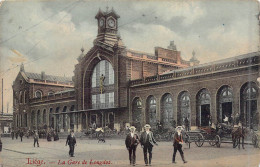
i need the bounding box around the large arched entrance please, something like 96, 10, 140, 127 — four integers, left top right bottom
161, 93, 174, 128
196, 88, 211, 126
132, 97, 142, 131
217, 86, 233, 123
240, 82, 258, 129
146, 95, 157, 128
177, 91, 191, 126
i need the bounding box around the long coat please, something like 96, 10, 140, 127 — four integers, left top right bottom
125, 133, 139, 149
140, 131, 157, 146
66, 135, 76, 146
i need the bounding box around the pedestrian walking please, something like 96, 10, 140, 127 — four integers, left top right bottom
47, 132, 52, 141
15, 130, 19, 139
172, 126, 187, 164
140, 124, 158, 166
11, 130, 14, 140
34, 132, 39, 147
65, 130, 77, 157
125, 126, 139, 166
19, 130, 24, 142
0, 138, 2, 152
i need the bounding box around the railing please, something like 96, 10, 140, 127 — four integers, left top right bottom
129, 55, 259, 86
31, 79, 73, 86
161, 58, 177, 64
92, 102, 114, 109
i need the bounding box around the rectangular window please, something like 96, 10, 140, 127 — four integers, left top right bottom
109, 64, 114, 85
100, 93, 105, 108
109, 92, 114, 107
92, 68, 96, 88
92, 95, 96, 109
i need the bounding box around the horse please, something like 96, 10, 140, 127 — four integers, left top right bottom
231, 126, 249, 149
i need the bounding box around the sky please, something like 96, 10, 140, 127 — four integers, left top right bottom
0, 0, 259, 113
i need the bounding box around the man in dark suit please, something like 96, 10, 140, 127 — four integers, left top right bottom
125, 126, 139, 166
19, 130, 24, 142
172, 126, 187, 164
140, 124, 158, 166
66, 130, 77, 157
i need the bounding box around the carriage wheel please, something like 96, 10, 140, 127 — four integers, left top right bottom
184, 133, 191, 149
252, 133, 259, 148
215, 135, 221, 148
209, 140, 216, 146
195, 133, 204, 147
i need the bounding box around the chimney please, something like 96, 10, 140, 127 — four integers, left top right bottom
41, 71, 46, 80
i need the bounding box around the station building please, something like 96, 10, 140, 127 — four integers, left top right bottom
13, 8, 260, 132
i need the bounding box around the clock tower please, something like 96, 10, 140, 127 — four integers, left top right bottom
94, 7, 121, 46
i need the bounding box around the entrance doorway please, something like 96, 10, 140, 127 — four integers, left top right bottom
201, 104, 210, 126
245, 100, 257, 129
222, 102, 232, 122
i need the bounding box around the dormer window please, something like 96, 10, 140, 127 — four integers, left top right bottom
48, 92, 54, 96
35, 90, 42, 98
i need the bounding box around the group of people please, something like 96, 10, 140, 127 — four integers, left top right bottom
125, 124, 187, 166
11, 129, 25, 142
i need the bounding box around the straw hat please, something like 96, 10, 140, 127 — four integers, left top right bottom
176, 126, 183, 131
144, 124, 151, 129
130, 126, 136, 130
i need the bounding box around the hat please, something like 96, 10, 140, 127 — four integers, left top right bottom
71, 130, 74, 133
130, 126, 136, 130
176, 126, 183, 131
144, 124, 151, 128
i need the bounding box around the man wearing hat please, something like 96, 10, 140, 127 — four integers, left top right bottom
140, 124, 158, 166
172, 126, 187, 164
65, 130, 77, 157
125, 126, 139, 166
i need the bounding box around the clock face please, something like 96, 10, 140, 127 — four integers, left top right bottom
99, 19, 104, 27
107, 18, 115, 28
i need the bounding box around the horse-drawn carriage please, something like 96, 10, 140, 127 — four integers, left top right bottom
182, 126, 221, 148
217, 123, 259, 149
183, 123, 259, 149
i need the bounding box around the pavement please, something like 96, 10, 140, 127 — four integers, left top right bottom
0, 136, 259, 167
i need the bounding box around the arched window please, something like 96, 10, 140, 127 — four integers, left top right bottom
24, 91, 28, 103
91, 60, 114, 109
132, 97, 142, 131
91, 60, 114, 88
35, 90, 42, 98
240, 82, 258, 129
19, 91, 23, 103
217, 86, 233, 123
178, 91, 191, 126
146, 96, 157, 127
161, 93, 173, 127
196, 88, 211, 126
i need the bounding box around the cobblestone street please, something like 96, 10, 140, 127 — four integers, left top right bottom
0, 136, 259, 167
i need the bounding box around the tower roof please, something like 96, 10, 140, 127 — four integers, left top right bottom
95, 7, 120, 19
